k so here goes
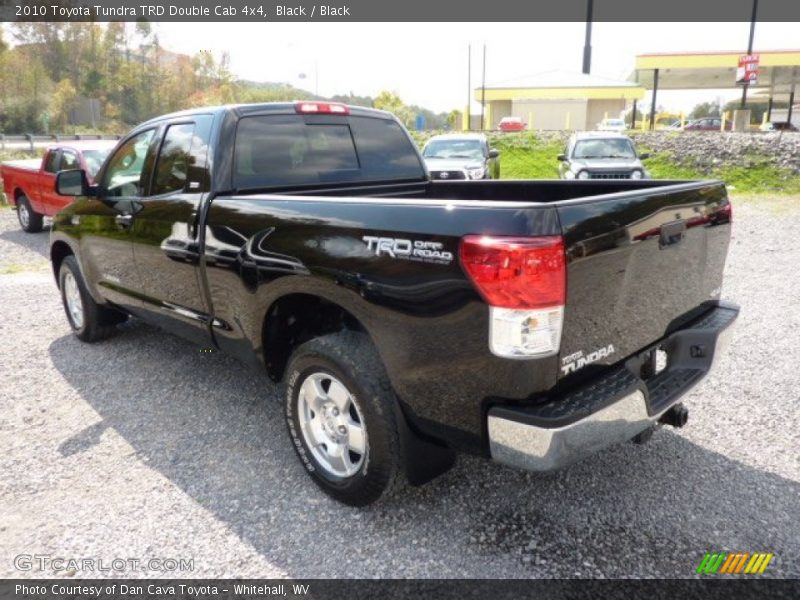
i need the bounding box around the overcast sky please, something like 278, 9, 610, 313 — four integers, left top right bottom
8, 21, 799, 113
152, 21, 798, 113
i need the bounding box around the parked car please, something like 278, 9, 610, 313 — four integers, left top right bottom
1, 140, 116, 232
421, 133, 500, 180
597, 118, 626, 132
759, 121, 798, 132
558, 132, 650, 180
684, 117, 732, 131
49, 101, 737, 506
497, 116, 526, 132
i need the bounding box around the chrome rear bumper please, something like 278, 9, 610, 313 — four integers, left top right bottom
487, 303, 738, 472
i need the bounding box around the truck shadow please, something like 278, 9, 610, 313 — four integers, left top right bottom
48, 325, 799, 578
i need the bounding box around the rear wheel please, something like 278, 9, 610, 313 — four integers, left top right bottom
59, 255, 126, 342
284, 331, 405, 506
17, 194, 43, 233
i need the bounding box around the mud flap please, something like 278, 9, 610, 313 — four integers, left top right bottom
395, 403, 456, 486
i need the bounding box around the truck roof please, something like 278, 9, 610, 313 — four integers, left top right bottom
136, 102, 396, 129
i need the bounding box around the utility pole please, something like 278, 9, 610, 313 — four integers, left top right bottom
467, 44, 471, 130
740, 0, 758, 108
480, 44, 486, 130
583, 0, 593, 74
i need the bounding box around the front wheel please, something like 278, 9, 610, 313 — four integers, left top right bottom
284, 331, 405, 506
59, 255, 126, 342
17, 194, 43, 233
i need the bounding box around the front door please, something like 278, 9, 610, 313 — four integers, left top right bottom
80, 128, 158, 312
130, 116, 214, 346
37, 149, 61, 215
47, 148, 81, 215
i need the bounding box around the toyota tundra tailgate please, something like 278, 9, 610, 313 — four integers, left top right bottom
555, 181, 732, 380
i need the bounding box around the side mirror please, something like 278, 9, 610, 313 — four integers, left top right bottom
638, 152, 650, 160
488, 148, 500, 159
557, 154, 567, 162
56, 169, 91, 196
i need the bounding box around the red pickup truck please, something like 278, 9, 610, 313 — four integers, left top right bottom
1, 141, 116, 232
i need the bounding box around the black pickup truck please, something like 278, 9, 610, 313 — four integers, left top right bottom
50, 102, 738, 506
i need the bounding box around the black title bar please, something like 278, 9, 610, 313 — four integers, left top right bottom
2, 0, 800, 22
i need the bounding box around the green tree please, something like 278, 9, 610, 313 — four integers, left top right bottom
689, 101, 722, 120
50, 78, 78, 131
722, 99, 787, 124
373, 90, 414, 127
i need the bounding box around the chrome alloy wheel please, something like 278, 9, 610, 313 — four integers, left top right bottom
63, 271, 84, 329
297, 372, 368, 478
18, 202, 30, 229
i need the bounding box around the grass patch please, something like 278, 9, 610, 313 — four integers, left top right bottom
413, 131, 800, 194
499, 146, 561, 179
637, 151, 704, 181
716, 164, 800, 195
638, 145, 800, 194
0, 263, 48, 275
483, 133, 563, 179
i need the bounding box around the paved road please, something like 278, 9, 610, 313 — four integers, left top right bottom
0, 201, 797, 578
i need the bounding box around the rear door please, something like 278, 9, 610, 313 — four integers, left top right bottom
129, 115, 214, 345
556, 182, 732, 380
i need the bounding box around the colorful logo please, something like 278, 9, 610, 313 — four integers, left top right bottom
697, 552, 774, 575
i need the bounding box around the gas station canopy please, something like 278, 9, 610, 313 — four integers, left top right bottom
631, 50, 800, 98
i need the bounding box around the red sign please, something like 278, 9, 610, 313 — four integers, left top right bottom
736, 54, 759, 86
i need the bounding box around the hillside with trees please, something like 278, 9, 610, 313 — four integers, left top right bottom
0, 23, 450, 133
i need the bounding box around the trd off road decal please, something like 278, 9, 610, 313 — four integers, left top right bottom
362, 236, 454, 265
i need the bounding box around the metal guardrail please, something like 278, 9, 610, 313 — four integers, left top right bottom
0, 133, 121, 153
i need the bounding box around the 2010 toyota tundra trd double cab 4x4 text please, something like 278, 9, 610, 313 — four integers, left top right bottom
49, 101, 738, 506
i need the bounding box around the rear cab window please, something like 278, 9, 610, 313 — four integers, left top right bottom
232, 114, 423, 189
43, 150, 60, 173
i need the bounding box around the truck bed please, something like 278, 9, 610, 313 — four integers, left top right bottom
1, 159, 41, 171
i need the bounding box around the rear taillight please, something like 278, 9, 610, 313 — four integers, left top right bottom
460, 235, 566, 359
294, 101, 350, 115
460, 236, 565, 309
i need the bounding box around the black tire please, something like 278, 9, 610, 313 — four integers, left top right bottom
59, 255, 127, 342
284, 331, 405, 506
17, 194, 43, 233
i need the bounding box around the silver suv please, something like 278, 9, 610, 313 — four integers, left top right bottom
558, 132, 650, 180
422, 133, 500, 180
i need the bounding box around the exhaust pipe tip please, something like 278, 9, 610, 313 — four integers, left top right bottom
659, 403, 689, 428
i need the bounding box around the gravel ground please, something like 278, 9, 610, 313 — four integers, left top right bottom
0, 200, 798, 579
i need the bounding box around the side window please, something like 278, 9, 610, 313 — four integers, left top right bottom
152, 123, 196, 196
60, 150, 79, 171
103, 129, 156, 198
43, 151, 60, 173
